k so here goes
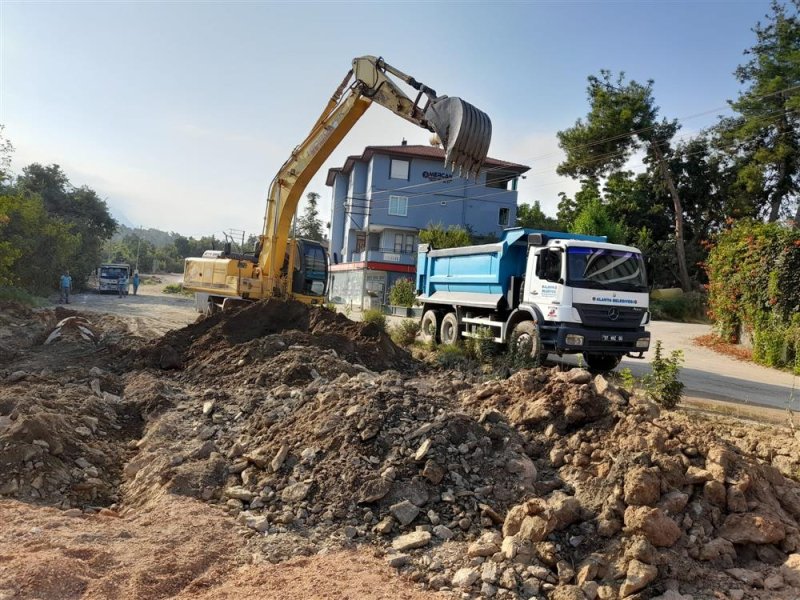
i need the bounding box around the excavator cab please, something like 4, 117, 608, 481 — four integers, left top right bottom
290, 239, 328, 298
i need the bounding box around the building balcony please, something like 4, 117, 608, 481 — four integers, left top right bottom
352, 248, 418, 266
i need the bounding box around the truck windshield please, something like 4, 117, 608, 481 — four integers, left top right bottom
566, 247, 647, 292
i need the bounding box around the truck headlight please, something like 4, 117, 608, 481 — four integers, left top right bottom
565, 334, 584, 346
636, 338, 650, 349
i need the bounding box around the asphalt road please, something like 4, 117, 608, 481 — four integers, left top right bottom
560, 320, 800, 412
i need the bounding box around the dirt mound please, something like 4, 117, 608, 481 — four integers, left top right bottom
138, 299, 412, 373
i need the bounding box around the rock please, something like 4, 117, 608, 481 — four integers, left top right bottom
624, 506, 682, 548
270, 445, 289, 472
480, 582, 497, 597
626, 537, 656, 564
452, 567, 480, 589
481, 561, 498, 583
780, 553, 800, 587
506, 454, 537, 484
392, 531, 431, 551
576, 559, 599, 585
703, 480, 727, 507
549, 493, 582, 529
519, 513, 556, 543
281, 482, 311, 503
374, 516, 393, 535
651, 591, 692, 600
386, 553, 409, 568
243, 514, 270, 533
390, 500, 420, 526
699, 537, 737, 563
624, 467, 661, 506
549, 585, 585, 600
421, 460, 446, 485
684, 466, 713, 484
202, 400, 215, 416
718, 513, 785, 544
763, 573, 784, 590
225, 486, 255, 502
659, 491, 689, 515
414, 438, 432, 461
8, 370, 27, 382
725, 568, 763, 587
620, 559, 658, 597
727, 485, 748, 513
566, 369, 592, 384
498, 568, 517, 589
502, 504, 527, 537
468, 533, 500, 557
358, 478, 391, 503
74, 426, 92, 437
557, 560, 576, 584
581, 580, 599, 600
158, 345, 181, 369
433, 525, 454, 540
728, 590, 744, 600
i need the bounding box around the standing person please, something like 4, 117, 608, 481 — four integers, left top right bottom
132, 270, 140, 296
59, 270, 72, 304
117, 273, 125, 298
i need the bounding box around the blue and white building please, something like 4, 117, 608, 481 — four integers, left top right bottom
326, 142, 529, 307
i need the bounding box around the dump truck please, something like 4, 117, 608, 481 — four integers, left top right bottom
183, 55, 492, 314
416, 228, 651, 371
97, 263, 131, 295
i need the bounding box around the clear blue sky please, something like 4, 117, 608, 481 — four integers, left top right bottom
1, 0, 775, 237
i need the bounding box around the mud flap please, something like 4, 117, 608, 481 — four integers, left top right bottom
425, 96, 491, 179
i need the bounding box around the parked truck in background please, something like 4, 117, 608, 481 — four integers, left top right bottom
416, 228, 651, 372
97, 263, 131, 295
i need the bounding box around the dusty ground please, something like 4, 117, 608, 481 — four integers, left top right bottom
1, 288, 800, 600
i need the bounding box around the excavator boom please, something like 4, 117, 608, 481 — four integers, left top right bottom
183, 55, 492, 309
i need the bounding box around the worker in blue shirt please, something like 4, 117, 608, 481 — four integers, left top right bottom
59, 271, 72, 304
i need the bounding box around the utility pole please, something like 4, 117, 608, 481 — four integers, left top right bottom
135, 226, 142, 271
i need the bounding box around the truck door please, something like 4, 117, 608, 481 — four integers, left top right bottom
524, 248, 564, 317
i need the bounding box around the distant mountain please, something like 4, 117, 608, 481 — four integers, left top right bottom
111, 224, 182, 248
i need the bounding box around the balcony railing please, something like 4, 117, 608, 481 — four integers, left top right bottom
352, 247, 417, 265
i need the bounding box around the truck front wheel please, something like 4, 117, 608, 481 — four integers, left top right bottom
440, 312, 460, 345
420, 310, 440, 343
510, 321, 543, 362
583, 353, 622, 373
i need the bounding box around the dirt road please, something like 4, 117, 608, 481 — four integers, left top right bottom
67, 274, 197, 338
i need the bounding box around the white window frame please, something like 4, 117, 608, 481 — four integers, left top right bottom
393, 233, 404, 252
389, 195, 408, 217
404, 234, 415, 254
390, 159, 410, 180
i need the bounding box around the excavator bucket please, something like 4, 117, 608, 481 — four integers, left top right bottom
425, 96, 492, 179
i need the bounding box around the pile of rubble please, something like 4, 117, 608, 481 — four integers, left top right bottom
2, 299, 800, 599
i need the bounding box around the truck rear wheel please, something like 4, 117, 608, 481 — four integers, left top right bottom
510, 320, 543, 362
420, 310, 440, 343
440, 312, 460, 345
583, 353, 622, 373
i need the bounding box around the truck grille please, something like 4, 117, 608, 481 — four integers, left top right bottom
574, 303, 644, 330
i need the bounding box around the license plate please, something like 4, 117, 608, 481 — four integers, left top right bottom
602, 335, 623, 342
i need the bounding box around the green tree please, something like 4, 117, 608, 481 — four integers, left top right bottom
556, 179, 602, 228
516, 200, 559, 230
557, 72, 692, 291
17, 164, 117, 287
419, 223, 472, 248
0, 125, 13, 185
297, 192, 324, 242
571, 199, 627, 243
723, 0, 800, 224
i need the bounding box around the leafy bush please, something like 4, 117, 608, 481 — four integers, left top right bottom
642, 340, 684, 409
464, 326, 496, 361
435, 344, 470, 369
162, 283, 185, 294
390, 319, 420, 347
362, 308, 386, 331
649, 292, 708, 322
0, 286, 49, 307
705, 220, 800, 372
419, 223, 472, 249
388, 278, 416, 307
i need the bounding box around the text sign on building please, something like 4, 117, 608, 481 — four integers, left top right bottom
422, 171, 453, 183
383, 253, 401, 262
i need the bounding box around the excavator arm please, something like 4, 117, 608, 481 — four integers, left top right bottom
184, 55, 492, 306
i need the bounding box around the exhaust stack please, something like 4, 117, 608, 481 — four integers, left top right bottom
425, 97, 492, 179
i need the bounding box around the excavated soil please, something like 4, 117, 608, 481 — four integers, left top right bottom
2, 299, 800, 600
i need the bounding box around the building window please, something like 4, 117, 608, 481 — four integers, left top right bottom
498, 207, 510, 227
394, 234, 404, 252
404, 235, 415, 253
389, 195, 408, 217
390, 159, 410, 180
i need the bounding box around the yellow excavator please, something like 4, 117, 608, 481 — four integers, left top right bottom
183, 55, 492, 313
